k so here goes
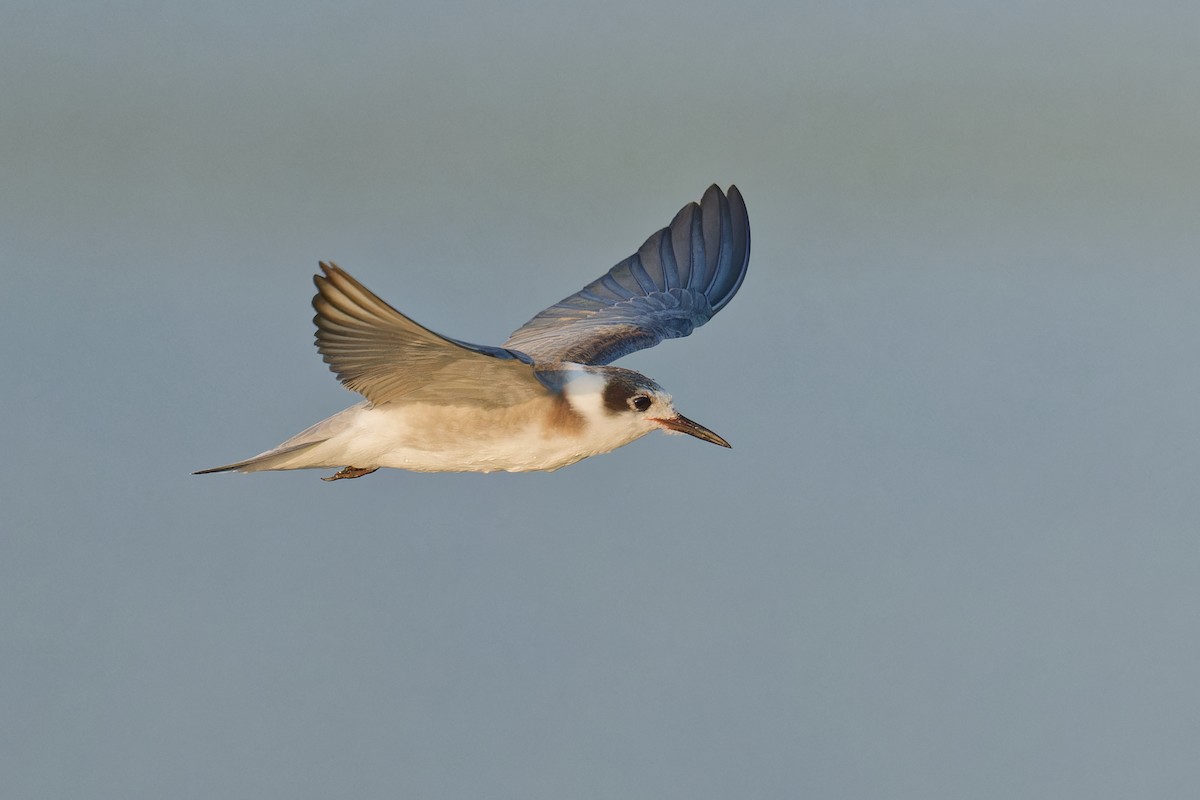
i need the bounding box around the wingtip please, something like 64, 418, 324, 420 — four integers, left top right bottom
316, 260, 343, 282
702, 184, 742, 201
724, 185, 749, 252
688, 191, 743, 298
314, 261, 333, 293
707, 184, 745, 212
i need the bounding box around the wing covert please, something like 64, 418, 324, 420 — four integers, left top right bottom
504, 185, 749, 365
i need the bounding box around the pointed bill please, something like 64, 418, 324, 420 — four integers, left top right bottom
652, 414, 731, 448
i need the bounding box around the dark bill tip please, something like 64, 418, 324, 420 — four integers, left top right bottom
653, 413, 732, 448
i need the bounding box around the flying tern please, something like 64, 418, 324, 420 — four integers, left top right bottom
195, 184, 750, 481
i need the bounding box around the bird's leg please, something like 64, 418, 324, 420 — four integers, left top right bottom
321, 466, 380, 481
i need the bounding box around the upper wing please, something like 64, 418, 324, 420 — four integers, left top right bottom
313, 262, 550, 407
503, 184, 749, 365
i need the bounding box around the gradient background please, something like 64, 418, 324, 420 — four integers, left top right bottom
5, 2, 1199, 797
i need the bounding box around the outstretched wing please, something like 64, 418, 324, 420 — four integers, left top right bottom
313, 262, 549, 407
503, 184, 749, 365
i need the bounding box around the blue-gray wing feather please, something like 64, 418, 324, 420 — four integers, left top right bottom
504, 185, 750, 365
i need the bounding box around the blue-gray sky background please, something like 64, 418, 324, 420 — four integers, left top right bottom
4, 2, 1199, 798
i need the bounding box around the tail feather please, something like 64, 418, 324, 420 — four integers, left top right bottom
193, 439, 329, 475
195, 402, 365, 476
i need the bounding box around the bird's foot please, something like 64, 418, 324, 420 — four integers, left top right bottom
321, 466, 379, 481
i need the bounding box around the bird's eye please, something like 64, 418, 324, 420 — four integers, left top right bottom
631, 395, 652, 412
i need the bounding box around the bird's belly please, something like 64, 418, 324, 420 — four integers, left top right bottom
335, 403, 614, 473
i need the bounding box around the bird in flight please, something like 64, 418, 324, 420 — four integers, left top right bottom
196, 184, 750, 481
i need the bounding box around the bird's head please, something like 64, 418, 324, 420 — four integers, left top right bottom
561, 366, 730, 450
